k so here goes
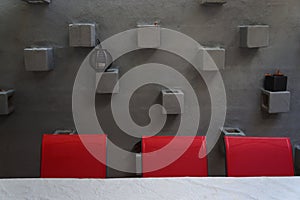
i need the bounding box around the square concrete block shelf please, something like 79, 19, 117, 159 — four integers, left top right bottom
201, 0, 226, 5
137, 24, 161, 48
23, 0, 51, 3
221, 127, 246, 136
136, 153, 142, 176
261, 89, 290, 114
199, 47, 225, 71
240, 25, 269, 48
162, 89, 184, 115
69, 23, 96, 47
0, 90, 15, 115
96, 68, 119, 94
24, 48, 54, 71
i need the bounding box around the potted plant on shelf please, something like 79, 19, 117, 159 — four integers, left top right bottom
264, 70, 288, 92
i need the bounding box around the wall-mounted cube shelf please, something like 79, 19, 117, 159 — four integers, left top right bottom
96, 68, 119, 94
52, 129, 77, 135
0, 90, 15, 115
162, 89, 184, 115
201, 0, 226, 5
221, 127, 246, 136
69, 23, 96, 47
24, 47, 54, 71
22, 0, 50, 4
136, 153, 142, 176
137, 24, 161, 48
199, 47, 225, 71
261, 89, 290, 114
240, 25, 269, 48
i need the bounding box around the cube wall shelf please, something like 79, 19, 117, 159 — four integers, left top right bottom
136, 153, 142, 176
69, 23, 96, 47
221, 127, 246, 136
137, 24, 161, 48
96, 68, 119, 94
162, 89, 184, 115
240, 25, 270, 48
261, 89, 290, 114
0, 90, 15, 115
22, 0, 50, 4
24, 47, 54, 71
201, 0, 226, 5
52, 129, 77, 135
199, 47, 225, 71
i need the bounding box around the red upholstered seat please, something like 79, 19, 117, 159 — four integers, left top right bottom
224, 136, 294, 177
142, 136, 208, 177
41, 134, 106, 178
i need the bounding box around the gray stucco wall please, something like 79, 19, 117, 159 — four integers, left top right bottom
0, 0, 300, 178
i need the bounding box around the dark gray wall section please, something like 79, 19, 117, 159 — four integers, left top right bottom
0, 0, 300, 177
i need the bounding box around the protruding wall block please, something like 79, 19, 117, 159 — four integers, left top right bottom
0, 90, 15, 115
221, 127, 246, 136
261, 89, 290, 114
24, 48, 54, 71
136, 153, 142, 176
69, 23, 96, 47
23, 0, 50, 4
162, 89, 184, 115
96, 68, 119, 94
240, 25, 269, 48
201, 0, 226, 5
199, 47, 225, 71
52, 129, 77, 135
137, 24, 161, 48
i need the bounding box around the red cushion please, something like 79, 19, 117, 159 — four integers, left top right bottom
142, 136, 208, 177
225, 136, 294, 177
41, 134, 106, 178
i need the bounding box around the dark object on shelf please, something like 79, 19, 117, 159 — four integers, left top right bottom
264, 70, 287, 92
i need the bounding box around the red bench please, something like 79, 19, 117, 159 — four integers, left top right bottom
41, 134, 106, 178
224, 136, 294, 177
142, 136, 208, 177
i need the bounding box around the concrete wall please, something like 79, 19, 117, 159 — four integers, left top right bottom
0, 0, 300, 177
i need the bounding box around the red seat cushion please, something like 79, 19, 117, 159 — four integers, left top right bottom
41, 134, 106, 178
225, 136, 294, 177
142, 136, 208, 177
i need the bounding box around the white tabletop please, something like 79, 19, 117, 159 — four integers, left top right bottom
0, 177, 299, 200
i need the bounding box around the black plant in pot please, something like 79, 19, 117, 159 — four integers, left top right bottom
264, 70, 287, 92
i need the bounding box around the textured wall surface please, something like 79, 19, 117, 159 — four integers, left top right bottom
0, 0, 300, 178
